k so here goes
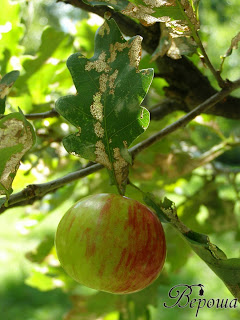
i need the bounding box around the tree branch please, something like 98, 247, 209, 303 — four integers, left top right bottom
0, 163, 103, 214
1, 78, 240, 213
149, 98, 187, 120
131, 78, 240, 158
25, 109, 59, 120
24, 103, 180, 121
57, 0, 240, 120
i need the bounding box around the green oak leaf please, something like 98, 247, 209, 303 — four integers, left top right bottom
0, 110, 36, 199
56, 19, 153, 194
0, 70, 20, 114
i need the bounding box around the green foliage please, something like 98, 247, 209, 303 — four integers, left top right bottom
0, 0, 240, 319
64, 274, 168, 320
56, 19, 153, 193
25, 235, 54, 263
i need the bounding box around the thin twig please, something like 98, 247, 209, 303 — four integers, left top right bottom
196, 36, 226, 88
176, 0, 226, 88
25, 109, 59, 120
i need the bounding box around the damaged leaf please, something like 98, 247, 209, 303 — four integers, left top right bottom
56, 19, 153, 194
84, 0, 200, 31
0, 110, 36, 199
152, 23, 197, 60
84, 0, 200, 59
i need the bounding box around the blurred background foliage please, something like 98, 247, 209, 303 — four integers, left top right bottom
0, 0, 240, 319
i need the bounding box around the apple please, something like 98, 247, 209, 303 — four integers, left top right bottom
55, 193, 166, 294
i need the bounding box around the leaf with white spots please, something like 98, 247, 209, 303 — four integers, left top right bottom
56, 19, 153, 194
0, 110, 36, 199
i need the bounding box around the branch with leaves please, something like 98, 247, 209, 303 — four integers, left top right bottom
1, 76, 240, 213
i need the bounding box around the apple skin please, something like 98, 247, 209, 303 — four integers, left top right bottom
55, 193, 166, 294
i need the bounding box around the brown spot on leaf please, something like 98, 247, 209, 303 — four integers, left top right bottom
108, 42, 129, 63
98, 21, 110, 37
99, 73, 108, 93
113, 147, 128, 186
94, 122, 104, 138
109, 70, 118, 94
122, 3, 157, 26
85, 52, 111, 73
90, 92, 104, 122
0, 83, 13, 99
95, 140, 112, 170
128, 36, 142, 68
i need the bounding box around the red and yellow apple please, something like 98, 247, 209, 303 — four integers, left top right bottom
55, 193, 166, 294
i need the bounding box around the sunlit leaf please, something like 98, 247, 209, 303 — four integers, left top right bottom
25, 235, 54, 263
0, 0, 24, 61
25, 269, 60, 291
16, 27, 70, 91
